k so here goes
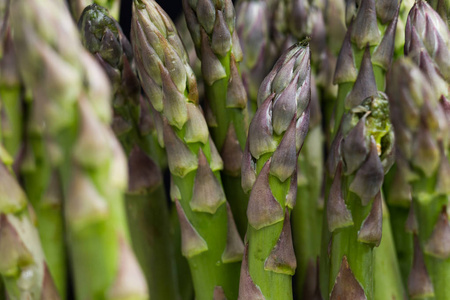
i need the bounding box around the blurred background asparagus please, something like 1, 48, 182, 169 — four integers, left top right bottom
0, 0, 449, 299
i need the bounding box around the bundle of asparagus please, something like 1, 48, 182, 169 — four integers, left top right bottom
0, 0, 449, 299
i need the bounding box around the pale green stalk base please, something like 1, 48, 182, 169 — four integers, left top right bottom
373, 199, 406, 300
292, 126, 323, 297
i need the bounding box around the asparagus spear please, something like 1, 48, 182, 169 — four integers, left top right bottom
387, 58, 450, 300
182, 0, 250, 236
78, 4, 181, 299
0, 21, 70, 299
10, 0, 148, 298
0, 18, 60, 300
131, 1, 244, 298
326, 93, 395, 300
272, 4, 334, 298
320, 0, 400, 294
239, 42, 311, 300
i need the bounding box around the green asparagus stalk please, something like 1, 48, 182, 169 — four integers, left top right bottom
0, 24, 70, 299
238, 43, 311, 300
387, 58, 450, 300
131, 1, 244, 298
10, 0, 149, 298
0, 20, 60, 300
182, 0, 250, 236
266, 4, 330, 297
325, 93, 395, 300
78, 4, 180, 299
171, 19, 203, 297
320, 1, 400, 295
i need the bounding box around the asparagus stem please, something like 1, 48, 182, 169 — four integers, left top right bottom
325, 94, 395, 300
0, 13, 61, 299
182, 0, 250, 236
10, 0, 149, 298
239, 43, 311, 300
321, 1, 401, 296
131, 1, 244, 298
389, 5, 450, 296
78, 5, 180, 298
387, 58, 450, 300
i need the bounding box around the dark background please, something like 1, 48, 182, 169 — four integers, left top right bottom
119, 0, 183, 38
